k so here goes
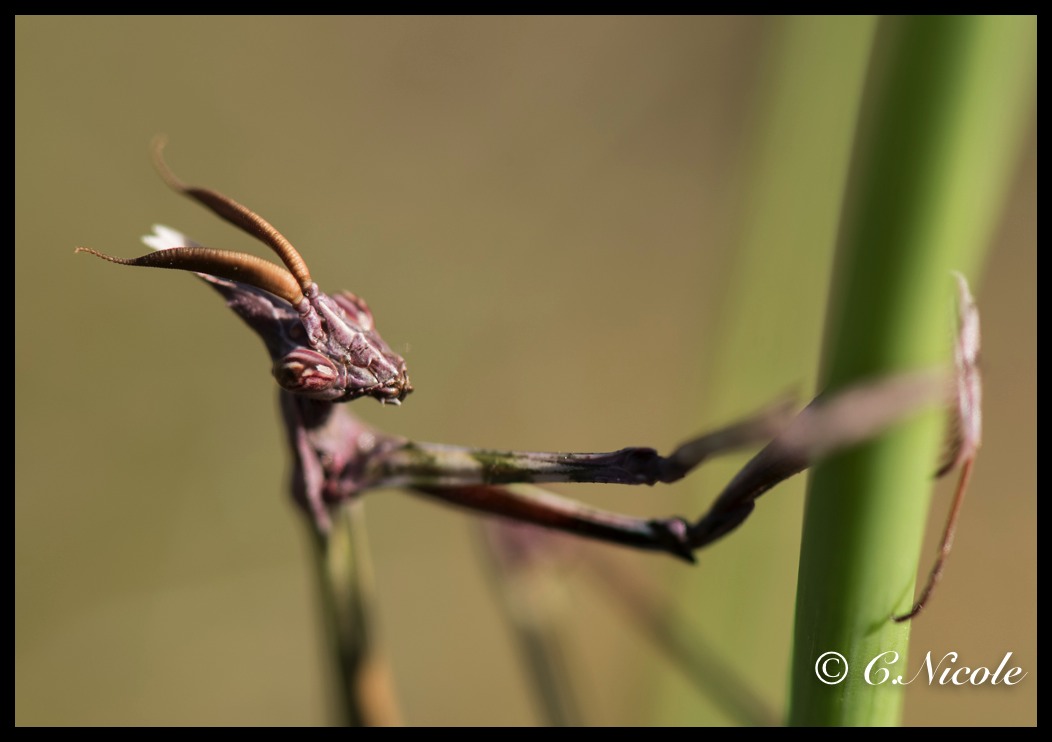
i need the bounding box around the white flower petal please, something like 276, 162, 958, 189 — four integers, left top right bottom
142, 224, 200, 252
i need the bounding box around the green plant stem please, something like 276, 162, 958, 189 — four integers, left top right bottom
478, 518, 583, 726
312, 501, 401, 726
584, 553, 778, 727
653, 16, 877, 725
789, 16, 1035, 726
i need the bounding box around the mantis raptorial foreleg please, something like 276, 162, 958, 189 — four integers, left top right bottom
78, 143, 978, 588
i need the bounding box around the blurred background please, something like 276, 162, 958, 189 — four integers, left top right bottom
16, 17, 1034, 725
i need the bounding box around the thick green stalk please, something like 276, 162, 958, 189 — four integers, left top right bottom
789, 16, 1035, 726
652, 16, 877, 725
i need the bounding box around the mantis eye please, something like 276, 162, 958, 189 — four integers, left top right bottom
274, 349, 342, 398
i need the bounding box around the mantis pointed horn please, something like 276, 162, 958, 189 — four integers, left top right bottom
75, 246, 305, 306
150, 136, 315, 292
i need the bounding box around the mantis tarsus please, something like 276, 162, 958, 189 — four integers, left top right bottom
77, 141, 979, 720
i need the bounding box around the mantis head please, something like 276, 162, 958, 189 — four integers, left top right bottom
77, 140, 412, 405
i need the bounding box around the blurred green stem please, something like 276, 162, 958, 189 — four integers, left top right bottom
483, 555, 582, 725
789, 16, 1035, 726
584, 553, 778, 726
312, 501, 401, 726
653, 16, 877, 725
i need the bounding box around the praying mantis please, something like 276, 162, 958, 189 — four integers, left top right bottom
77, 140, 979, 723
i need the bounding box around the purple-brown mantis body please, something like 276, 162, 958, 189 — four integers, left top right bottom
77, 141, 977, 583
76, 142, 981, 724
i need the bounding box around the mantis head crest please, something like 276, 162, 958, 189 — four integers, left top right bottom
76, 139, 412, 405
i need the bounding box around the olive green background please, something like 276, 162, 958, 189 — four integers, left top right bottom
16, 16, 1035, 725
